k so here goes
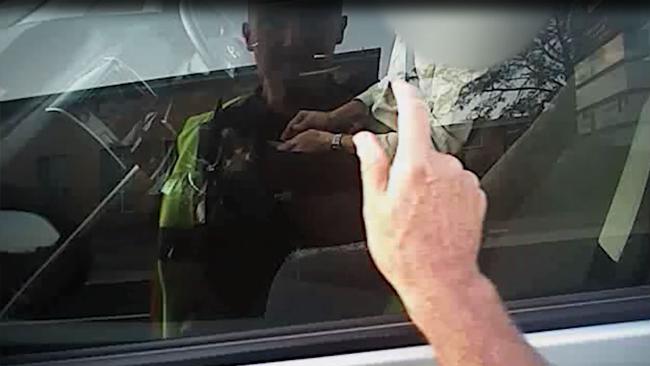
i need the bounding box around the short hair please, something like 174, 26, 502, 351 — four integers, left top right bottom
247, 0, 343, 18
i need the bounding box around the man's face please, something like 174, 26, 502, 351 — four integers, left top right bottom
243, 5, 347, 83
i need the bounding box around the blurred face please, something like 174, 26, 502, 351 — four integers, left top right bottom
243, 5, 347, 83
385, 7, 550, 70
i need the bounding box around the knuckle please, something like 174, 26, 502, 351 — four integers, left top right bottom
429, 153, 463, 175
477, 188, 488, 214
479, 188, 487, 204
462, 170, 480, 188
441, 154, 463, 171
404, 160, 429, 180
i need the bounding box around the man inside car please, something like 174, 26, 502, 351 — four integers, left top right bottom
154, 0, 367, 337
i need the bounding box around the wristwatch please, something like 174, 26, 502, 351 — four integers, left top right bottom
331, 133, 343, 151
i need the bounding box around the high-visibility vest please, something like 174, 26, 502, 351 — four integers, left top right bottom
155, 95, 249, 338
159, 95, 249, 229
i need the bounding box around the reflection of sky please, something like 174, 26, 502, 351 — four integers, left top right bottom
0, 4, 394, 102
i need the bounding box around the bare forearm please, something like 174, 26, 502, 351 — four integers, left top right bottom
341, 134, 356, 154
403, 273, 545, 366
330, 99, 372, 133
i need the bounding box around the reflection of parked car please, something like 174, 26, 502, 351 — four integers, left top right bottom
0, 5, 179, 327
0, 211, 75, 318
0, 1, 238, 322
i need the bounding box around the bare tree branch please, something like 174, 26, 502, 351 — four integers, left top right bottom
548, 77, 566, 88
484, 87, 555, 93
456, 11, 573, 121
539, 43, 564, 65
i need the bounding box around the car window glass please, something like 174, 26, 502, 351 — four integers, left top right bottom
1, 1, 649, 354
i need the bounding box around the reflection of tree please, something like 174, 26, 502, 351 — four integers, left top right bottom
457, 13, 575, 121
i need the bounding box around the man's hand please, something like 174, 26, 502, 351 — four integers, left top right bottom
353, 80, 544, 366
352, 80, 486, 304
281, 110, 335, 140
277, 129, 333, 153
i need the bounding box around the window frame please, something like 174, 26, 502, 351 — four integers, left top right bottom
3, 4, 650, 365
3, 285, 650, 365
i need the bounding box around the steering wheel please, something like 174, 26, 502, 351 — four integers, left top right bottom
178, 0, 251, 75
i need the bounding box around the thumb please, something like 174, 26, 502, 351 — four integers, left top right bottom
281, 112, 306, 140
353, 131, 389, 195
277, 137, 296, 151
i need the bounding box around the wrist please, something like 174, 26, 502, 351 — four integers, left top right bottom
341, 134, 356, 154
399, 268, 490, 319
329, 133, 356, 154
327, 108, 346, 131
330, 132, 343, 151
330, 100, 368, 130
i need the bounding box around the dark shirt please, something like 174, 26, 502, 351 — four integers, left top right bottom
162, 72, 369, 321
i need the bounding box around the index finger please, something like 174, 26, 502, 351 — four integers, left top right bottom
392, 80, 432, 161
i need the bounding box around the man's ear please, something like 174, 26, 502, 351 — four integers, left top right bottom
336, 15, 348, 45
242, 22, 255, 51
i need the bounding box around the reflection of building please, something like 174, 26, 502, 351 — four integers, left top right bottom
462, 117, 533, 176
574, 26, 650, 134
572, 20, 650, 262
462, 18, 650, 177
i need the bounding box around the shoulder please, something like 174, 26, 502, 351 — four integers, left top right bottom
178, 93, 256, 140
179, 111, 213, 142
214, 92, 265, 128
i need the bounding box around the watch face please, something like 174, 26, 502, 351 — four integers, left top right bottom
332, 134, 343, 150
